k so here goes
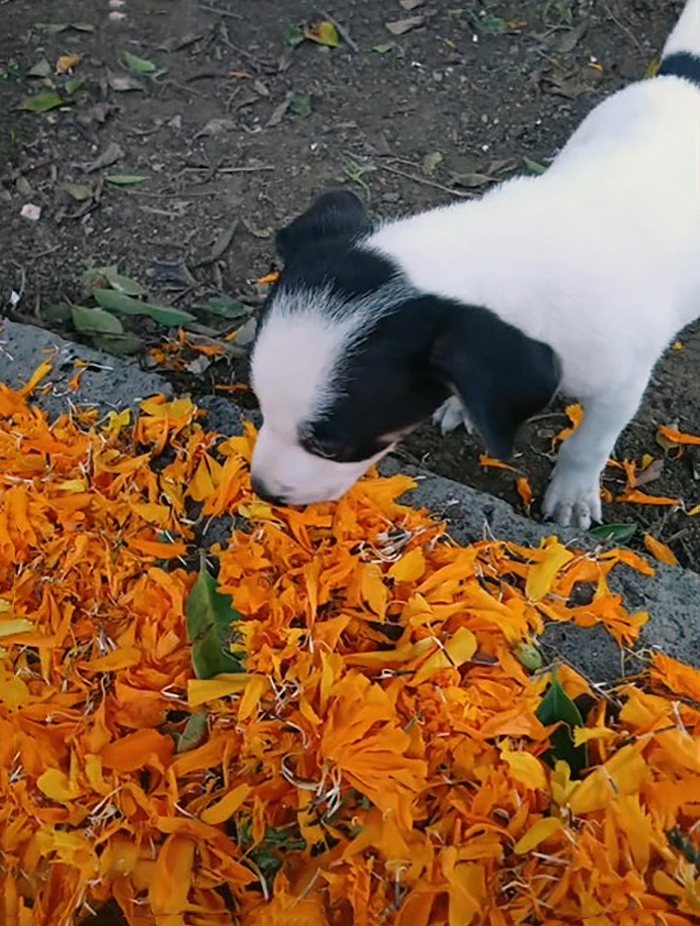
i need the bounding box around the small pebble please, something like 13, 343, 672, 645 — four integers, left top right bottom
20, 204, 41, 221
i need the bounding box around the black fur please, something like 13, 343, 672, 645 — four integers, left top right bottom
307, 296, 561, 463
271, 190, 396, 302
262, 191, 561, 467
658, 52, 700, 89
429, 300, 561, 459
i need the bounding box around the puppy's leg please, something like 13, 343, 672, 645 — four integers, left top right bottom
432, 395, 477, 435
543, 384, 647, 530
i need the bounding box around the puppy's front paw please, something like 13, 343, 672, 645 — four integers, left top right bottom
543, 467, 603, 530
432, 396, 475, 435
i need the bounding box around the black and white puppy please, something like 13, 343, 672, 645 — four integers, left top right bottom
250, 0, 700, 529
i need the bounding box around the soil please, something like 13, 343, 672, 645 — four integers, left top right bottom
3, 0, 699, 623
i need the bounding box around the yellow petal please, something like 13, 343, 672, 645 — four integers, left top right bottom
0, 618, 34, 637
501, 749, 548, 790
572, 725, 615, 746
388, 547, 426, 583
410, 627, 476, 686
187, 674, 255, 707
525, 538, 574, 601
200, 783, 253, 825
36, 767, 83, 802
238, 675, 268, 721
513, 817, 563, 853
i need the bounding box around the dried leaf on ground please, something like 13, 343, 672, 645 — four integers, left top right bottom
385, 16, 425, 35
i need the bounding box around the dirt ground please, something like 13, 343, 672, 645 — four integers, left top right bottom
4, 0, 700, 592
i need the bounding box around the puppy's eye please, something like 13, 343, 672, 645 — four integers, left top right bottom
303, 434, 344, 460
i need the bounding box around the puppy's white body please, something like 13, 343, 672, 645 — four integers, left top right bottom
367, 21, 700, 526
371, 83, 700, 401
251, 0, 700, 526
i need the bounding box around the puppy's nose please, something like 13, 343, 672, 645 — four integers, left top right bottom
251, 474, 286, 506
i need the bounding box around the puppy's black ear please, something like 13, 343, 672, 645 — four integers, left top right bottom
431, 304, 561, 459
276, 190, 368, 262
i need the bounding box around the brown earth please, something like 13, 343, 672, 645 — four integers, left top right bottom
2, 0, 699, 615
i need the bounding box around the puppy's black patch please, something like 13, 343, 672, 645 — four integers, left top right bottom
305, 299, 452, 463
272, 189, 396, 301
304, 296, 560, 465
658, 52, 700, 90
430, 300, 561, 459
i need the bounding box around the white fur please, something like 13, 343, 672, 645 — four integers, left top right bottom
250, 284, 409, 504
252, 0, 700, 526
367, 10, 700, 528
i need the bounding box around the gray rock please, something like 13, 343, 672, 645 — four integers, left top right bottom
0, 319, 171, 418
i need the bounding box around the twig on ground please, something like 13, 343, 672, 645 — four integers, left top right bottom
378, 162, 473, 198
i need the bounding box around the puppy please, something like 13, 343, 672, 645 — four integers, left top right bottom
250, 0, 700, 529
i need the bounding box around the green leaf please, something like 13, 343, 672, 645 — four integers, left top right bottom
589, 522, 638, 544
523, 157, 548, 175
196, 295, 249, 320
185, 551, 245, 679
43, 302, 74, 323
94, 289, 195, 326
536, 669, 588, 776
479, 15, 509, 33
28, 59, 52, 78
36, 22, 69, 34
91, 332, 144, 356
515, 642, 543, 672
283, 24, 306, 48
371, 43, 395, 53
105, 175, 148, 186
290, 93, 312, 118
22, 93, 66, 113
71, 304, 124, 335
65, 76, 86, 95
123, 52, 158, 74
84, 265, 145, 296
176, 712, 209, 753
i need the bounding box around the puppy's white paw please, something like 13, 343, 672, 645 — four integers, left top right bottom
432, 396, 475, 435
543, 467, 603, 530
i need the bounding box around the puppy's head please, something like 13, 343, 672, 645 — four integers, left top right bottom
249, 190, 560, 506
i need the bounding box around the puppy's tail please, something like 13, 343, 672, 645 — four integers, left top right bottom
659, 0, 700, 83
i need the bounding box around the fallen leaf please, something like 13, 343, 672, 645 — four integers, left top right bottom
94, 289, 195, 326
421, 151, 443, 175
479, 15, 509, 34
304, 21, 340, 47
194, 117, 237, 138
589, 522, 637, 544
105, 175, 148, 186
399, 0, 425, 8
385, 16, 425, 35
56, 54, 81, 73
84, 265, 144, 296
123, 51, 158, 74
22, 92, 66, 113
28, 59, 52, 78
107, 71, 145, 92
86, 142, 124, 173
71, 304, 124, 335
186, 552, 245, 679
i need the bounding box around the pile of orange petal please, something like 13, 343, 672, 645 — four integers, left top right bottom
2, 368, 700, 926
